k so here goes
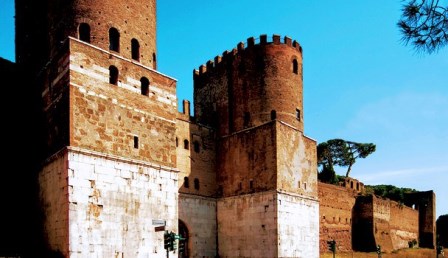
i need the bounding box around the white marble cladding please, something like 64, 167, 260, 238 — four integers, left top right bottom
277, 192, 319, 258
217, 191, 279, 258
65, 149, 179, 258
178, 194, 217, 258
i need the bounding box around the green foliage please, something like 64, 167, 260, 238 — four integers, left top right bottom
318, 164, 338, 184
365, 184, 417, 203
398, 0, 448, 54
317, 138, 376, 178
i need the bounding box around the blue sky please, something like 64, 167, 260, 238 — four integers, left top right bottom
1, 1, 447, 218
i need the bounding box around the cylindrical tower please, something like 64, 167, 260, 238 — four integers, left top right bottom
194, 34, 304, 135
16, 0, 157, 69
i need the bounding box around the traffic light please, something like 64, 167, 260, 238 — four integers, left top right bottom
171, 232, 177, 251
164, 231, 172, 250
327, 240, 336, 252
178, 238, 186, 254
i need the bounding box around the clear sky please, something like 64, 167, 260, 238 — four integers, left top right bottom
1, 0, 447, 218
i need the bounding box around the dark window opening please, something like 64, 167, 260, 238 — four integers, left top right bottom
249, 180, 253, 189
356, 183, 360, 191
296, 108, 301, 121
109, 27, 120, 52
79, 23, 90, 43
183, 177, 189, 188
184, 139, 189, 150
153, 52, 157, 69
133, 136, 139, 149
351, 181, 354, 188
109, 66, 119, 85
194, 178, 199, 190
271, 110, 276, 120
304, 183, 307, 190
140, 77, 149, 96
131, 38, 140, 61
238, 182, 242, 190
243, 112, 250, 128
193, 141, 200, 153
293, 59, 298, 74
175, 137, 179, 147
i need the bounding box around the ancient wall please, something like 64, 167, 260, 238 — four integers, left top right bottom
176, 105, 216, 197
194, 35, 304, 136
389, 201, 419, 250
39, 152, 70, 256
68, 38, 177, 167
404, 191, 436, 248
277, 192, 319, 258
66, 148, 178, 257
372, 196, 394, 252
437, 215, 448, 247
351, 195, 419, 253
318, 182, 357, 253
217, 122, 277, 197
217, 191, 278, 258
178, 194, 217, 258
276, 122, 317, 197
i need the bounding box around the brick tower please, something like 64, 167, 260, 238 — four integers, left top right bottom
192, 34, 319, 257
15, 0, 179, 257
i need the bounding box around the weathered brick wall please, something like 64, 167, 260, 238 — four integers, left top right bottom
40, 46, 71, 156
277, 123, 317, 197
217, 191, 278, 258
352, 195, 419, 252
45, 0, 157, 68
318, 182, 357, 253
389, 201, 418, 250
194, 35, 304, 136
437, 215, 448, 247
404, 191, 436, 248
39, 152, 70, 256
277, 193, 319, 258
217, 122, 277, 197
372, 196, 394, 252
178, 194, 217, 258
176, 114, 216, 197
66, 148, 178, 257
68, 38, 177, 167
353, 195, 376, 251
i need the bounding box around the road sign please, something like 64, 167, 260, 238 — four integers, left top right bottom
155, 226, 165, 232
152, 219, 166, 226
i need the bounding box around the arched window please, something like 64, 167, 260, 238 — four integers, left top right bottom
140, 77, 149, 96
194, 178, 199, 190
293, 59, 298, 74
184, 139, 189, 150
131, 38, 140, 61
79, 23, 90, 43
183, 177, 189, 188
109, 27, 120, 52
109, 65, 119, 85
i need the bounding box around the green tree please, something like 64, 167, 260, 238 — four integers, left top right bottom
365, 184, 417, 202
317, 139, 376, 178
398, 0, 448, 54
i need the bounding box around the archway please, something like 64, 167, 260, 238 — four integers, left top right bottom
178, 220, 189, 258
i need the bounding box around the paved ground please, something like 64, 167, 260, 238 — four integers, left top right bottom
321, 248, 446, 258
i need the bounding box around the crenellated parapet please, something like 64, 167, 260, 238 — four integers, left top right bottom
193, 34, 305, 135
194, 34, 302, 77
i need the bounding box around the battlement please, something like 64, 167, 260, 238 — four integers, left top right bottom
193, 34, 302, 77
